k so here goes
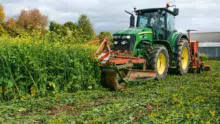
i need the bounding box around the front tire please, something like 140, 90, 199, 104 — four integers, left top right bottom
176, 39, 190, 75
149, 45, 169, 79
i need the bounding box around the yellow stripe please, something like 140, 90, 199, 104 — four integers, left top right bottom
138, 31, 153, 35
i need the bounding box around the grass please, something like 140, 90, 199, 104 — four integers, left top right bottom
0, 60, 219, 123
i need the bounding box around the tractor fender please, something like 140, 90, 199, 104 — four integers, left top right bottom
174, 33, 189, 54
173, 34, 189, 65
153, 40, 173, 67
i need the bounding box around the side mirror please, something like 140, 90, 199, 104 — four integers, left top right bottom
174, 8, 179, 16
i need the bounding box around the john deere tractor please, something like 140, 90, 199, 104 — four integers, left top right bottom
92, 4, 210, 90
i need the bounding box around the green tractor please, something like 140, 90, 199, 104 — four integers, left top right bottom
114, 4, 189, 76
93, 4, 209, 90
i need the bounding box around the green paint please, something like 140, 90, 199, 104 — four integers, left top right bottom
112, 8, 188, 63
113, 27, 184, 58
114, 27, 153, 56
169, 32, 181, 46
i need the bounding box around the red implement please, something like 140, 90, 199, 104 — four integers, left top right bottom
189, 39, 211, 72
90, 38, 156, 90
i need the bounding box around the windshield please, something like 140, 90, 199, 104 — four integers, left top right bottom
137, 11, 165, 28
137, 11, 166, 40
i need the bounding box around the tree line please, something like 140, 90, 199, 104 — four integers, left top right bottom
0, 4, 112, 42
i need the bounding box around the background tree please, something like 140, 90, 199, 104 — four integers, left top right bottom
49, 21, 67, 35
0, 4, 5, 23
0, 4, 6, 36
63, 21, 76, 31
0, 24, 7, 36
6, 18, 16, 28
98, 32, 113, 40
4, 18, 20, 37
77, 14, 94, 41
17, 9, 48, 32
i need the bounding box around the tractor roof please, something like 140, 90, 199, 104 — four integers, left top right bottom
136, 8, 175, 16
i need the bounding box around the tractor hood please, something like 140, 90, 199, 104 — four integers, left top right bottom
112, 27, 154, 56
113, 27, 152, 35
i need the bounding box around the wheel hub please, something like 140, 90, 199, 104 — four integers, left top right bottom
181, 46, 189, 70
157, 53, 166, 75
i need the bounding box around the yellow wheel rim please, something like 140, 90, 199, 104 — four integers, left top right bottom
181, 46, 189, 70
157, 53, 166, 75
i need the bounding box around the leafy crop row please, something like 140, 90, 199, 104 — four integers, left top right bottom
0, 35, 100, 100
0, 60, 219, 123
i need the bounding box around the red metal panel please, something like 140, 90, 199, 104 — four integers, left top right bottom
109, 58, 146, 65
190, 40, 199, 55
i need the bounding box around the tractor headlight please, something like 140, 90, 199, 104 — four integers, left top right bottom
114, 36, 119, 39
114, 41, 118, 45
121, 41, 128, 45
122, 35, 131, 39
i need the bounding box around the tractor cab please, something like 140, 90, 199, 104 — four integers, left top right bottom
136, 7, 179, 40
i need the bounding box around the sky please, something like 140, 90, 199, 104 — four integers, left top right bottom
1, 0, 220, 33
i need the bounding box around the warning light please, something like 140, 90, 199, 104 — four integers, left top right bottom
134, 6, 137, 11
166, 2, 170, 7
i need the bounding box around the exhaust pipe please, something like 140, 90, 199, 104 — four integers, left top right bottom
125, 10, 135, 28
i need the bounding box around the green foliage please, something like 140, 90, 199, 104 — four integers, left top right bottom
49, 21, 67, 36
98, 32, 113, 40
198, 53, 208, 61
0, 60, 219, 123
1, 22, 20, 37
0, 5, 100, 101
0, 34, 100, 100
64, 21, 77, 31
78, 14, 95, 41
49, 14, 95, 43
49, 19, 94, 43
0, 4, 5, 23
0, 24, 7, 36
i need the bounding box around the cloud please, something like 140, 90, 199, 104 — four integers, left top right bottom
1, 0, 220, 33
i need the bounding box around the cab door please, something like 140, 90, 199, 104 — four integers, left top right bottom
166, 12, 175, 40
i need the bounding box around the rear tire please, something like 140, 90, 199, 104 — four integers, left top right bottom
176, 39, 190, 75
149, 45, 169, 79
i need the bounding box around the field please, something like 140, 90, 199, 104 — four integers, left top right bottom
0, 60, 219, 123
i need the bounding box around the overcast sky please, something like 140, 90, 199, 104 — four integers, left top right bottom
1, 0, 220, 33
